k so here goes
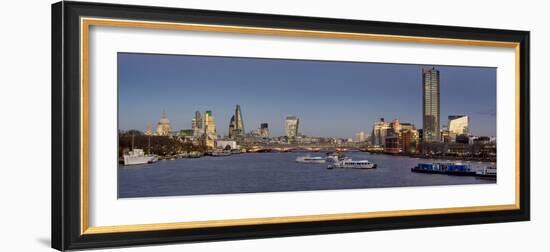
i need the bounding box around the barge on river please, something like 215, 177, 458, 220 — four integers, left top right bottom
411, 163, 476, 176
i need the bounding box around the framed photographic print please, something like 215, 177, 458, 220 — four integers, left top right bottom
52, 1, 530, 250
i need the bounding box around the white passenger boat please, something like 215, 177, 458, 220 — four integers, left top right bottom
325, 152, 347, 163
476, 166, 497, 179
328, 159, 377, 169
123, 134, 158, 166
296, 156, 326, 164
325, 155, 339, 163
123, 149, 158, 165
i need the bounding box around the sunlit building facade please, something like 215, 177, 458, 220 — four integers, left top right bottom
384, 134, 401, 153
259, 123, 270, 138
285, 116, 299, 139
401, 129, 420, 153
448, 115, 469, 135
356, 131, 366, 142
192, 111, 203, 138
215, 140, 239, 150
391, 119, 402, 133
203, 110, 217, 149
372, 118, 391, 146
156, 111, 171, 136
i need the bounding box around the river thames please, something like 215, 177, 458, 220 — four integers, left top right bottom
118, 152, 495, 198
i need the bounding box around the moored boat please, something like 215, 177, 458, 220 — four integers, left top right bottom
188, 151, 203, 158
123, 134, 158, 166
325, 152, 346, 163
476, 166, 497, 179
212, 150, 232, 156
411, 163, 476, 176
296, 155, 326, 163
328, 159, 377, 169
123, 149, 158, 166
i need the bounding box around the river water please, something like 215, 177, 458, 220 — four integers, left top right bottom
118, 152, 495, 198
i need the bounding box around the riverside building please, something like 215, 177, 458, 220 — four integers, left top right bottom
371, 118, 391, 146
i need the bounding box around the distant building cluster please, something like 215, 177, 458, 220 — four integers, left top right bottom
371, 118, 420, 153
142, 105, 306, 151
145, 109, 218, 149
259, 123, 270, 138
366, 67, 494, 155
247, 123, 271, 139
130, 66, 494, 158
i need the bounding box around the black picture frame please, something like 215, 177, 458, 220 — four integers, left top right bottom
52, 1, 530, 251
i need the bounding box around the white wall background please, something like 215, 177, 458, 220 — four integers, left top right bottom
0, 0, 546, 251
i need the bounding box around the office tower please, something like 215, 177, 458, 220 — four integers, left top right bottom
422, 67, 441, 142
203, 110, 217, 149
285, 116, 299, 139
259, 123, 270, 138
228, 104, 245, 139
448, 115, 469, 135
192, 111, 203, 138
356, 131, 366, 142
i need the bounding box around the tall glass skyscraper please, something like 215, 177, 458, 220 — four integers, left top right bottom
285, 116, 299, 139
192, 111, 202, 138
422, 67, 440, 142
228, 104, 245, 139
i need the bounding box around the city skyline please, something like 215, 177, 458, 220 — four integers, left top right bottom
118, 53, 497, 138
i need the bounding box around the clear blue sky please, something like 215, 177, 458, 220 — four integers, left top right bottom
118, 52, 496, 138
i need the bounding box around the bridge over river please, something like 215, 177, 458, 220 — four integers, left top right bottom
239, 143, 367, 153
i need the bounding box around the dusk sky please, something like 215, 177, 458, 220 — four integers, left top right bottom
118, 53, 496, 138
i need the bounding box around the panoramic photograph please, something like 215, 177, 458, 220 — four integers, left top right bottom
117, 52, 497, 198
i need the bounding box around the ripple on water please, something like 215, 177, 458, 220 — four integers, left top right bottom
118, 152, 495, 198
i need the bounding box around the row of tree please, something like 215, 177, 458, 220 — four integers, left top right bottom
118, 132, 206, 157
